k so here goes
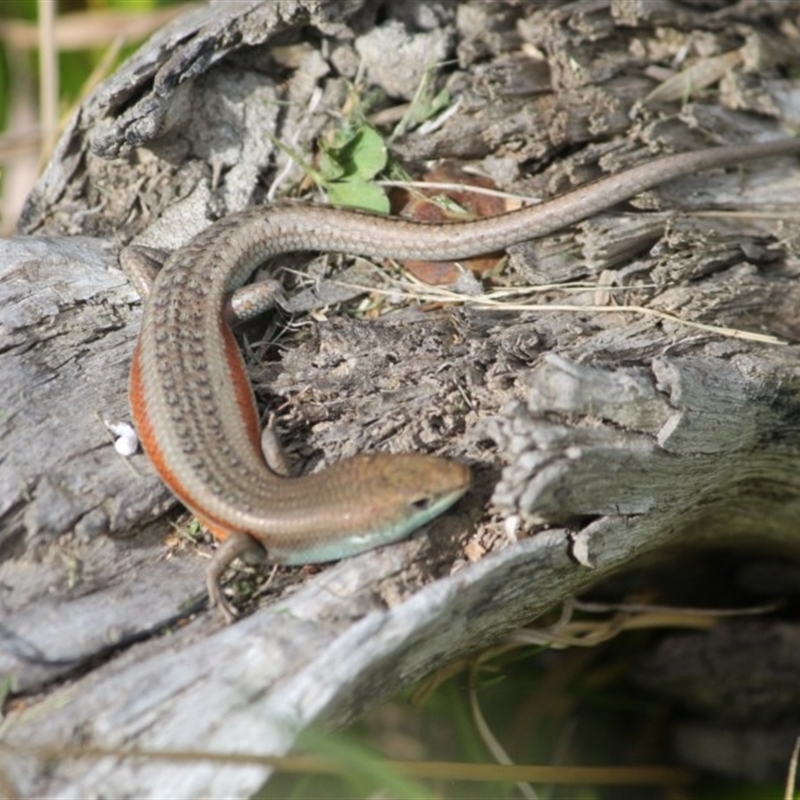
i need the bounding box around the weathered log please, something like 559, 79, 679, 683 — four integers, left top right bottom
2, 0, 800, 795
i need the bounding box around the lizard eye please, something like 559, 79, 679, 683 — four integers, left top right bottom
410, 495, 434, 511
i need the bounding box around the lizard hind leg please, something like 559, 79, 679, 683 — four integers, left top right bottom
205, 529, 267, 622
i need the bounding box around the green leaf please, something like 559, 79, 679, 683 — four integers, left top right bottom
319, 124, 387, 184
391, 63, 452, 140
342, 125, 387, 180
408, 87, 451, 129
327, 180, 390, 214
318, 147, 346, 181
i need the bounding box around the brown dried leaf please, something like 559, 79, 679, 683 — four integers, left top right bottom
391, 163, 514, 285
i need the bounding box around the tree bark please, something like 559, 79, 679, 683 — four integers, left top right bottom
2, 0, 800, 796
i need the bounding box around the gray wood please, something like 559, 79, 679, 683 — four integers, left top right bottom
2, 0, 800, 796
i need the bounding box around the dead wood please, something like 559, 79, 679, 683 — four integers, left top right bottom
2, 0, 800, 796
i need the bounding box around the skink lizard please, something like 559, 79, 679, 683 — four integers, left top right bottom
128, 138, 800, 620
